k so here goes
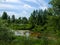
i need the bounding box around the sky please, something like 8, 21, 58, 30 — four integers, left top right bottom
0, 0, 50, 18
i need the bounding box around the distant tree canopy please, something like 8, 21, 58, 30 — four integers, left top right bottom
29, 9, 48, 26
22, 17, 28, 24
12, 15, 15, 23
2, 12, 8, 19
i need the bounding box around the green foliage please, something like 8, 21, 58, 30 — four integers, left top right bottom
10, 24, 32, 30
7, 16, 11, 23
12, 15, 15, 23
29, 9, 48, 26
2, 12, 8, 19
0, 27, 15, 42
22, 17, 28, 24
50, 0, 60, 15
16, 17, 22, 24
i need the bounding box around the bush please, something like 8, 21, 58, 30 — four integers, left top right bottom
10, 24, 32, 30
0, 27, 15, 42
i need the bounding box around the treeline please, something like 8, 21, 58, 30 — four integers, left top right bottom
1, 12, 28, 24
0, 8, 54, 30
0, 12, 31, 30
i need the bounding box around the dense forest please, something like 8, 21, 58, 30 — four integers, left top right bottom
0, 0, 60, 45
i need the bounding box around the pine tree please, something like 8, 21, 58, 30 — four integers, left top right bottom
2, 12, 8, 19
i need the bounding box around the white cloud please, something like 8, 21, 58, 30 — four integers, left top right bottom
22, 11, 27, 15
40, 6, 48, 10
25, 0, 40, 5
25, 0, 37, 3
0, 2, 25, 10
18, 11, 30, 18
5, 0, 19, 2
24, 0, 48, 10
24, 4, 32, 9
0, 0, 49, 18
1, 0, 20, 3
38, 0, 48, 6
37, 0, 48, 10
0, 3, 14, 9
